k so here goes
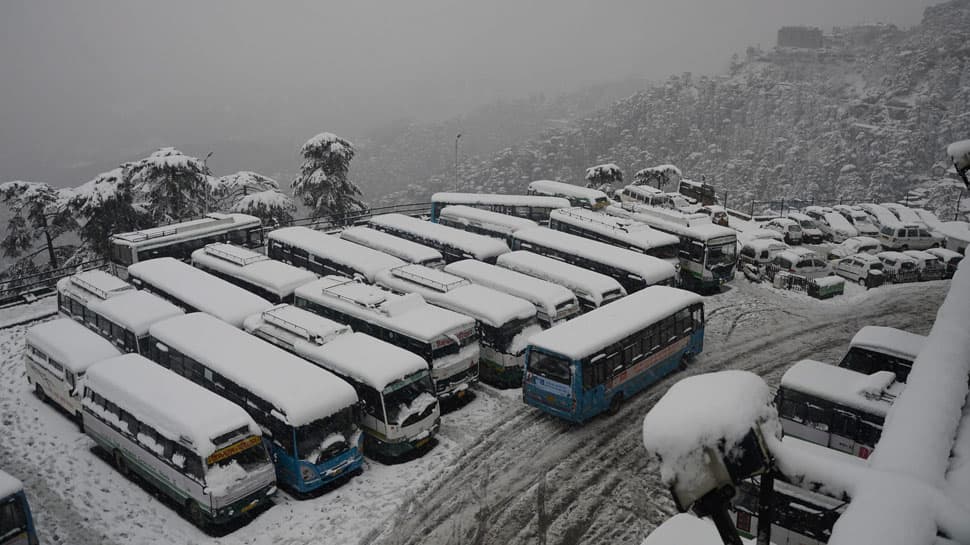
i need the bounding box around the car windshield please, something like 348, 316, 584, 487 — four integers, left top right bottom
789, 224, 801, 232
384, 371, 436, 426
529, 350, 572, 385
706, 242, 737, 268
799, 219, 817, 229
869, 261, 884, 271
295, 407, 356, 463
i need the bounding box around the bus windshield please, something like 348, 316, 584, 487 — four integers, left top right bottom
207, 436, 271, 473
295, 407, 356, 463
651, 244, 679, 260
384, 372, 436, 426
482, 316, 541, 354
706, 241, 737, 269
0, 495, 29, 544
530, 351, 572, 385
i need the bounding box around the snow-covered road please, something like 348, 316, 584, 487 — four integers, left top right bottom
0, 281, 946, 545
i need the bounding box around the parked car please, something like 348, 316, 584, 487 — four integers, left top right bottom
828, 236, 882, 260
762, 217, 803, 244
925, 247, 963, 278
832, 253, 886, 289
739, 239, 789, 269
902, 250, 944, 281
857, 203, 901, 230
787, 212, 825, 243
769, 249, 830, 280
882, 203, 924, 225
697, 205, 729, 227
833, 206, 879, 237
743, 228, 786, 244
878, 223, 943, 250
821, 212, 858, 243
875, 251, 919, 283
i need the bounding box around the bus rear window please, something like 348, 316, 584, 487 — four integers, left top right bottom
529, 351, 571, 384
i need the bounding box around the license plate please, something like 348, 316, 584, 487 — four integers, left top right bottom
457, 390, 466, 398
415, 437, 430, 448
241, 501, 257, 513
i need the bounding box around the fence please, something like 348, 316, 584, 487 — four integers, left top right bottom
0, 258, 108, 308
267, 202, 431, 233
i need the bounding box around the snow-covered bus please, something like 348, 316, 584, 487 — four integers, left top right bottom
527, 180, 611, 210
191, 243, 317, 303
838, 326, 925, 383
548, 207, 680, 268
375, 265, 540, 387
429, 192, 570, 223
776, 359, 903, 459
510, 227, 677, 294
244, 305, 440, 459
127, 257, 273, 329
730, 477, 845, 545
0, 470, 38, 545
25, 318, 122, 423
59, 274, 185, 354
523, 286, 704, 422
294, 276, 480, 401
436, 205, 538, 245
339, 226, 445, 269
368, 213, 510, 264
267, 226, 405, 283
81, 353, 277, 527
146, 313, 364, 494
496, 251, 626, 312
606, 204, 737, 292
55, 269, 134, 305
108, 213, 263, 273
443, 259, 580, 328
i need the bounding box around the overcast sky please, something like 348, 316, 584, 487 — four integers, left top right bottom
0, 0, 937, 185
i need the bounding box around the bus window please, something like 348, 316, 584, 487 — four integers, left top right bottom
0, 496, 29, 542
530, 352, 571, 384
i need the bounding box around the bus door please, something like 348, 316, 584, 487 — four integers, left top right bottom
829, 409, 859, 455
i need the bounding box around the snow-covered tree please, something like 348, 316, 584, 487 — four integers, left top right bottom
232, 190, 295, 228
64, 168, 151, 258
292, 133, 365, 222
125, 147, 209, 222
634, 164, 682, 190
0, 181, 75, 267
210, 171, 281, 210
585, 163, 623, 187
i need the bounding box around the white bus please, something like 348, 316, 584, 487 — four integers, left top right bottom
127, 257, 273, 329
25, 318, 122, 422
146, 313, 364, 494
496, 251, 626, 312
527, 180, 611, 210
443, 259, 580, 328
108, 213, 263, 272
510, 227, 678, 294
81, 353, 277, 527
190, 243, 317, 303
375, 265, 541, 388
55, 269, 134, 305
838, 326, 926, 383
776, 359, 903, 459
339, 226, 445, 269
294, 276, 480, 401
61, 288, 184, 355
730, 477, 846, 545
547, 207, 680, 268
368, 213, 510, 264
436, 205, 538, 245
607, 204, 737, 292
429, 192, 570, 223
245, 305, 439, 459
267, 226, 405, 283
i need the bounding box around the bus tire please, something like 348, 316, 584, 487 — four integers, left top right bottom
607, 393, 624, 416
34, 383, 46, 402
678, 353, 691, 372
75, 411, 84, 432
185, 500, 207, 528
113, 450, 129, 477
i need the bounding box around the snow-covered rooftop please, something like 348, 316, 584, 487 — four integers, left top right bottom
531, 286, 701, 360
430, 192, 570, 209
0, 469, 23, 499
513, 227, 677, 285
127, 257, 273, 328
84, 354, 260, 458
608, 204, 736, 241
781, 359, 902, 416
527, 180, 609, 201
296, 332, 428, 391
339, 226, 444, 267
244, 304, 350, 347
149, 313, 358, 427
110, 213, 260, 247
848, 326, 925, 363
549, 208, 680, 249
191, 244, 317, 299
57, 270, 134, 303
497, 251, 625, 305
268, 226, 405, 282
368, 213, 511, 261
443, 259, 578, 319
439, 205, 539, 234
26, 318, 122, 373
87, 290, 185, 336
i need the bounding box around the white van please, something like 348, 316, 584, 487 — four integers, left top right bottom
879, 224, 943, 251
787, 212, 824, 244
25, 318, 122, 422
925, 247, 963, 278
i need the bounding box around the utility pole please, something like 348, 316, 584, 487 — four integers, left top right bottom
454, 133, 462, 191
203, 151, 214, 215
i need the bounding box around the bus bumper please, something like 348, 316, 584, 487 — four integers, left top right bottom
479, 350, 525, 388
209, 483, 277, 524
365, 418, 440, 459
291, 447, 365, 494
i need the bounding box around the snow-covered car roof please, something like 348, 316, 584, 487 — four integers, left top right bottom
901, 250, 940, 261
840, 253, 882, 265
767, 217, 799, 227
741, 238, 788, 252
925, 247, 962, 260
849, 326, 925, 362
876, 251, 917, 262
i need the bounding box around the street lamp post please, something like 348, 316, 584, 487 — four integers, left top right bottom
202, 151, 214, 215
455, 133, 462, 191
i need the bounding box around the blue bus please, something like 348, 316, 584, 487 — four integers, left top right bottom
0, 470, 38, 545
523, 286, 704, 422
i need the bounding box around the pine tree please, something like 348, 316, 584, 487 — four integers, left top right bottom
232, 190, 295, 228
125, 147, 209, 222
64, 168, 152, 258
0, 181, 75, 268
584, 163, 623, 196
292, 133, 365, 223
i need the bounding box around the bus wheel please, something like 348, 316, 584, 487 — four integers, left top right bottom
186, 500, 207, 528
113, 450, 129, 477
678, 353, 691, 372
607, 393, 624, 416
75, 412, 84, 432
34, 384, 46, 402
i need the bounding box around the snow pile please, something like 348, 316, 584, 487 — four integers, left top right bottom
509, 323, 542, 355
642, 370, 777, 486
307, 433, 348, 465
204, 460, 249, 497
640, 513, 732, 545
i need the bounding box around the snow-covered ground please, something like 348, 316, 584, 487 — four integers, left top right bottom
0, 280, 947, 545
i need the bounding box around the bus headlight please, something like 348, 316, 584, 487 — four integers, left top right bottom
300, 465, 318, 483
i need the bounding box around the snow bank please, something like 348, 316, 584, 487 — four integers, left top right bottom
642, 370, 776, 486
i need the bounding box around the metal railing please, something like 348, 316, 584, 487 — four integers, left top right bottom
0, 258, 108, 307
